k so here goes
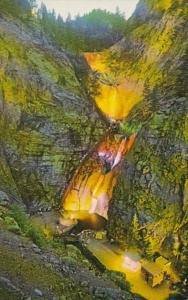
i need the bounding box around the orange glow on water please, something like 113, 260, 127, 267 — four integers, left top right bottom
61, 133, 136, 219
124, 256, 141, 272
84, 52, 108, 73
88, 240, 176, 300
96, 80, 143, 120
84, 52, 143, 120
63, 170, 117, 219
61, 210, 105, 230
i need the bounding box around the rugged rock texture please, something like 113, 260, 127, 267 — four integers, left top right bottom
0, 1, 188, 298
0, 230, 138, 300
107, 0, 188, 264
0, 14, 104, 210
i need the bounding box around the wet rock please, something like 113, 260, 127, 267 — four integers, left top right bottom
80, 280, 89, 287
34, 288, 43, 297
139, 175, 147, 188
0, 191, 10, 206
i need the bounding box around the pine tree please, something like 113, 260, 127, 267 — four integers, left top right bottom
66, 13, 72, 24
0, 0, 36, 19
132, 212, 142, 244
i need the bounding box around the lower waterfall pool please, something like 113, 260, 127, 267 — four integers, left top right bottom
30, 210, 180, 300
86, 239, 179, 300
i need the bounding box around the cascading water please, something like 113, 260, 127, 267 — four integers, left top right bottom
57, 52, 179, 300
59, 52, 139, 229
60, 132, 136, 228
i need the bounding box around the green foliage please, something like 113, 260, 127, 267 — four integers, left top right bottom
8, 205, 46, 247
145, 0, 173, 12
104, 270, 131, 291
120, 121, 141, 137
0, 245, 70, 298
0, 241, 94, 299
132, 213, 142, 244
3, 216, 22, 234
0, 0, 36, 21
70, 9, 127, 51
9, 204, 28, 231
0, 1, 124, 53
37, 5, 127, 53
86, 71, 100, 99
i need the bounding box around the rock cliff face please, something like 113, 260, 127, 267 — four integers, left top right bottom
0, 14, 104, 210
107, 0, 188, 263
0, 0, 188, 297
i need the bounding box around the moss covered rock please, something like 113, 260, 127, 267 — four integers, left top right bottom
0, 14, 104, 211
107, 0, 188, 265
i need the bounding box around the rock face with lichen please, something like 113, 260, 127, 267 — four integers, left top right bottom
107, 0, 188, 267
0, 230, 138, 300
0, 14, 104, 211
0, 0, 188, 298
0, 12, 134, 300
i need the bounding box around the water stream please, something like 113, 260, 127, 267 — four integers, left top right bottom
61, 132, 136, 220
87, 239, 176, 300
59, 52, 178, 300
61, 52, 139, 219
84, 52, 144, 121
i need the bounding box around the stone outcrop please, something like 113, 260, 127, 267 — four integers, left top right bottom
0, 14, 104, 211
107, 0, 188, 262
